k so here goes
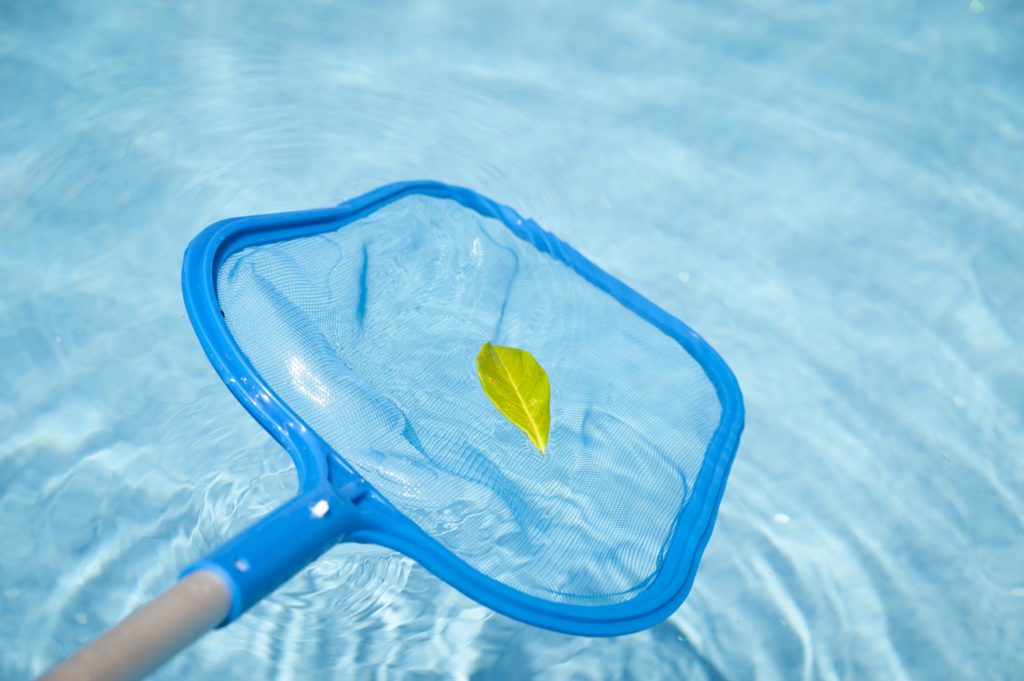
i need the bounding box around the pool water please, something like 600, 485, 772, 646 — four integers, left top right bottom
1, 1, 1022, 679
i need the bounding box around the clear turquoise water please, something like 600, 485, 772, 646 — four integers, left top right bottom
2, 1, 1022, 679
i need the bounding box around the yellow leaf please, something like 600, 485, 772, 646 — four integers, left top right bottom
476, 342, 551, 453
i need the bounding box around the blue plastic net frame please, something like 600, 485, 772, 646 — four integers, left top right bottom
180, 180, 744, 636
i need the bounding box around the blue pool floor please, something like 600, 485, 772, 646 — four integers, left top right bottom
1, 1, 1023, 679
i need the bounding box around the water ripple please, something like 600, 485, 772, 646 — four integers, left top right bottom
3, 0, 1023, 679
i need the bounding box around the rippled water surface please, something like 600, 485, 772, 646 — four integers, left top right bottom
2, 1, 1022, 679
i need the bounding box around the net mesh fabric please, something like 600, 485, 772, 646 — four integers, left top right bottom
216, 195, 721, 605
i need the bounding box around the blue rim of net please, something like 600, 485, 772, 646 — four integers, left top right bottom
181, 180, 744, 636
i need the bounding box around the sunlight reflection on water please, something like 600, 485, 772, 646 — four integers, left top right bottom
1, 1, 1022, 679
